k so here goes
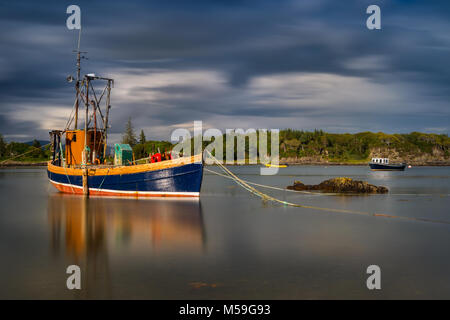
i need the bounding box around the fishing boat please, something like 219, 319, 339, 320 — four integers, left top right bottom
47, 40, 203, 197
369, 158, 406, 171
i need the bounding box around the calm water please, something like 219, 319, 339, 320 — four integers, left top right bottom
0, 165, 449, 299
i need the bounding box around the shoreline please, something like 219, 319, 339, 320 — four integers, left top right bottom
1, 161, 449, 168
216, 163, 450, 166
0, 161, 48, 167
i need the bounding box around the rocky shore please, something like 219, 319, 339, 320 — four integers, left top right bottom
280, 157, 450, 166
287, 177, 389, 193
0, 161, 47, 167
280, 145, 450, 166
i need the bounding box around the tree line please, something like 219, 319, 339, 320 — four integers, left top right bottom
121, 118, 449, 162
279, 129, 449, 161
121, 118, 172, 160
1, 121, 448, 163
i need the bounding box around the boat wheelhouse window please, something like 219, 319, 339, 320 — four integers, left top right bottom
372, 158, 390, 163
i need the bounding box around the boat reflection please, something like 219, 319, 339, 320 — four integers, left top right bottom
47, 194, 206, 298
48, 194, 206, 257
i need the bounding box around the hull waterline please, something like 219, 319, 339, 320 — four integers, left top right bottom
369, 163, 406, 171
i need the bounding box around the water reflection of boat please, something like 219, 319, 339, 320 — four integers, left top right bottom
47, 194, 206, 297
48, 194, 206, 256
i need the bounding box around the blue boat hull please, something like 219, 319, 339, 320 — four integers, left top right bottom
369, 163, 406, 171
48, 161, 203, 197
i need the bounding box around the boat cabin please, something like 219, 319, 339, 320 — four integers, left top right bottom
371, 158, 389, 164
66, 129, 105, 166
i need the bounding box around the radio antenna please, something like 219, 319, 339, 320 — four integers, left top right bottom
76, 27, 81, 82
72, 28, 87, 129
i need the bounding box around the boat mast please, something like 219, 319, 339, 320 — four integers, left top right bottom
74, 28, 86, 130
74, 29, 81, 129
69, 27, 113, 164
84, 76, 89, 164
103, 79, 112, 159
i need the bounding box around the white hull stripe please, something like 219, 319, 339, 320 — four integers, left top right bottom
49, 179, 200, 197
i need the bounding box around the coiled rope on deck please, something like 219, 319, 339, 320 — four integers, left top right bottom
205, 150, 450, 226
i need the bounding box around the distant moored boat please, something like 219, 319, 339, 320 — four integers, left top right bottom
369, 158, 406, 171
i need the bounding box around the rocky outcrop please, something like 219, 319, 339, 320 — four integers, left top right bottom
287, 177, 389, 193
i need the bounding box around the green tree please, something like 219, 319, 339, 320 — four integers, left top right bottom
133, 144, 146, 159
31, 139, 43, 158
122, 118, 137, 147
0, 134, 6, 158
139, 129, 146, 145
32, 139, 41, 148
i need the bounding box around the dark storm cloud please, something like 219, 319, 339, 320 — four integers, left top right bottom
0, 0, 449, 141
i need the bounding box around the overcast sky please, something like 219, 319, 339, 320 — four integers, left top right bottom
0, 0, 449, 142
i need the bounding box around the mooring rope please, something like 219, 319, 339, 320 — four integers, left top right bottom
0, 142, 51, 164
62, 165, 76, 194
204, 168, 335, 195
204, 168, 448, 197
97, 167, 111, 191
205, 150, 450, 226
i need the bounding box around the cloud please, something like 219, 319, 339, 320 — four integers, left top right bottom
0, 0, 449, 141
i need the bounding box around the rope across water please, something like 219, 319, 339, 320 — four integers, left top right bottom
204, 150, 450, 226
0, 142, 51, 164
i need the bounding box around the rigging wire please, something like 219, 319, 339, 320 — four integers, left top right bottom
0, 143, 52, 164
